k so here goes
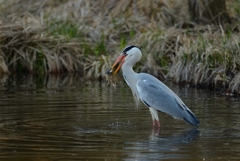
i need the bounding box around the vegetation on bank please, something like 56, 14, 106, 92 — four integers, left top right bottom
0, 0, 240, 94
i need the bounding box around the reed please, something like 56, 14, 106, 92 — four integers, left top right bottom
0, 0, 240, 93
169, 29, 240, 91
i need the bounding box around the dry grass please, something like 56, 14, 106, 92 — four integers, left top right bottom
0, 0, 240, 93
168, 28, 240, 89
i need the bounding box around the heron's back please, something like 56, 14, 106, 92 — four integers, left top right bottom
136, 73, 199, 126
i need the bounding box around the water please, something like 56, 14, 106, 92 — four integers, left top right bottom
0, 74, 240, 160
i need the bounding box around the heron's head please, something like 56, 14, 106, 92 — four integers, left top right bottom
106, 45, 142, 76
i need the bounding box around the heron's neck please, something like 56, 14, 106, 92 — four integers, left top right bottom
122, 62, 140, 107
122, 63, 138, 88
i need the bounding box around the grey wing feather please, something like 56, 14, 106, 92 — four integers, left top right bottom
136, 78, 190, 119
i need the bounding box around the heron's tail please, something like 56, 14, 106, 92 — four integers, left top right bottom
183, 109, 200, 126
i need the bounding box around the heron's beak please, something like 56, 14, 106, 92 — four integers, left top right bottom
108, 55, 126, 76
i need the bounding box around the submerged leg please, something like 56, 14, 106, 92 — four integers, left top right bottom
149, 107, 160, 128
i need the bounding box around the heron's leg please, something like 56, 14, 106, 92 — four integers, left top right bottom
149, 107, 160, 128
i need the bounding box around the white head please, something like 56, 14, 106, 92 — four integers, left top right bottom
110, 45, 142, 75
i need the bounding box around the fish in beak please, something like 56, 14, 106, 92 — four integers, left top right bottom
106, 54, 126, 76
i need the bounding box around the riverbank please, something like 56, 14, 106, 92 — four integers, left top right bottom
0, 0, 240, 94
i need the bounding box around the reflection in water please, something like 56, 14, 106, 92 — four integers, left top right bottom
0, 74, 240, 160
125, 128, 199, 160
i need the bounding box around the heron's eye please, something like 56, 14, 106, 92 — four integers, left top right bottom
122, 52, 127, 55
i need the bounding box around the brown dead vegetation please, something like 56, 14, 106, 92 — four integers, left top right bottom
0, 0, 240, 94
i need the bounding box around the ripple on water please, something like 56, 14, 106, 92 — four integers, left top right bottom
0, 81, 240, 160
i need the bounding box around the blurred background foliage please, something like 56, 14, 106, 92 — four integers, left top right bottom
0, 0, 240, 94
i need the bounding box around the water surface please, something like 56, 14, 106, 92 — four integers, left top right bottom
0, 75, 240, 160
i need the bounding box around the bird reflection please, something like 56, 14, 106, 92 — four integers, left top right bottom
124, 128, 199, 160
150, 127, 199, 142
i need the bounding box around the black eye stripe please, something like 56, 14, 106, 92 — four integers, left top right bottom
122, 45, 139, 53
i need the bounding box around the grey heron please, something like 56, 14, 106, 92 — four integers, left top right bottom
107, 45, 199, 127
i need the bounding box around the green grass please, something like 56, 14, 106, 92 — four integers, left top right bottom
93, 34, 107, 56
47, 20, 81, 38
